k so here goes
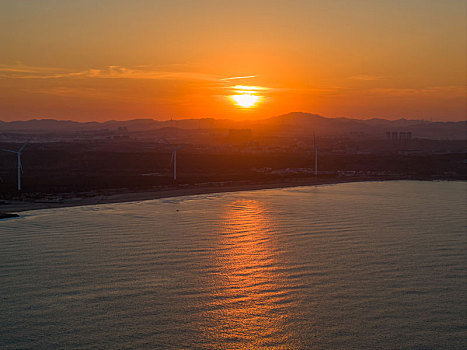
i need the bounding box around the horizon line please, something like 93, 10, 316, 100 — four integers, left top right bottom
1, 112, 465, 124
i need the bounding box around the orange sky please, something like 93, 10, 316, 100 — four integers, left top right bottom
0, 0, 466, 121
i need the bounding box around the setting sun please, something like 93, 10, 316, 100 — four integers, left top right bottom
230, 93, 261, 108
229, 85, 266, 108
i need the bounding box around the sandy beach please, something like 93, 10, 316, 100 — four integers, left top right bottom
0, 177, 394, 214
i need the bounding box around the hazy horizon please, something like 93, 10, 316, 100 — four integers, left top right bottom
1, 111, 466, 124
1, 0, 466, 122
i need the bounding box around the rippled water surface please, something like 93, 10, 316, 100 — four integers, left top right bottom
1, 181, 466, 349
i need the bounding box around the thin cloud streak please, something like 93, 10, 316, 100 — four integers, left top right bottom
368, 86, 467, 97
221, 75, 257, 81
0, 63, 68, 75
0, 64, 221, 82
232, 85, 268, 91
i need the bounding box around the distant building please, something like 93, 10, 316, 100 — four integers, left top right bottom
386, 131, 412, 144
399, 132, 412, 141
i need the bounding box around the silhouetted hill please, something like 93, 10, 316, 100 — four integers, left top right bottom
0, 118, 239, 133
256, 113, 466, 139
0, 113, 465, 140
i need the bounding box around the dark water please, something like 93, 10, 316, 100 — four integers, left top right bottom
1, 181, 466, 349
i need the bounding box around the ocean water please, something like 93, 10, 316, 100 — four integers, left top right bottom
0, 181, 466, 349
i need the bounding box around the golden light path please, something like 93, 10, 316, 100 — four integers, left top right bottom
202, 199, 297, 348
229, 85, 267, 109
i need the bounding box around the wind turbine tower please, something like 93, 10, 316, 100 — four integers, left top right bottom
1, 142, 28, 191
313, 133, 318, 176
163, 139, 184, 182
170, 146, 184, 181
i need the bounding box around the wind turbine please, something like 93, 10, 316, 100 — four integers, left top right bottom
163, 139, 183, 182
313, 133, 318, 176
1, 142, 28, 191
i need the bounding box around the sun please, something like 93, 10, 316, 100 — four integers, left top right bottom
231, 93, 261, 108
228, 85, 266, 109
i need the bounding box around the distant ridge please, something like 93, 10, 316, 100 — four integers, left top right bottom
256, 112, 466, 139
0, 113, 465, 139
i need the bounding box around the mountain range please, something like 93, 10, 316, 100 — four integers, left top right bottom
0, 112, 465, 140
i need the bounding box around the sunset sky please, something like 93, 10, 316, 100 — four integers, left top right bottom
0, 0, 466, 122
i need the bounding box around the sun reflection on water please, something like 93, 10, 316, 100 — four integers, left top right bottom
203, 199, 296, 348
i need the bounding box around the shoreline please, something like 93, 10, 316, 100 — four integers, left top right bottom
0, 177, 462, 214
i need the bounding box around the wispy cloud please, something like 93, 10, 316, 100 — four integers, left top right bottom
369, 85, 466, 97
220, 75, 257, 81
0, 64, 221, 82
0, 63, 68, 76
232, 85, 268, 91
0, 63, 65, 74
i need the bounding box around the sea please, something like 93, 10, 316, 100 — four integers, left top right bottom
1, 181, 466, 349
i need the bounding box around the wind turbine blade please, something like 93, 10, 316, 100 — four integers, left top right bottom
0, 148, 17, 154
170, 151, 175, 167
163, 138, 172, 146
18, 141, 28, 153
